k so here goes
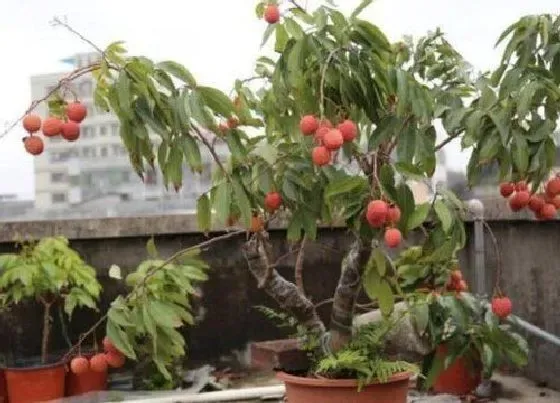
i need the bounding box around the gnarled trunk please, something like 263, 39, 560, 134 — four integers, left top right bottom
329, 238, 370, 352
243, 237, 325, 336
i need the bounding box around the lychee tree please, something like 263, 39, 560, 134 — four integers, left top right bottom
11, 0, 560, 378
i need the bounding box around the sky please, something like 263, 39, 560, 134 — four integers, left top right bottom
0, 0, 558, 200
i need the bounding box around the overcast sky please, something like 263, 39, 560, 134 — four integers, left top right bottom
0, 0, 558, 200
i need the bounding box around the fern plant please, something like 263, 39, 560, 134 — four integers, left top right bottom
314, 322, 418, 390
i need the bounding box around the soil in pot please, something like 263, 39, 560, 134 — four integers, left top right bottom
277, 371, 412, 403
66, 353, 108, 397
432, 345, 482, 396
4, 358, 66, 403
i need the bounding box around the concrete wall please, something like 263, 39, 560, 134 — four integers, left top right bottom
0, 201, 559, 389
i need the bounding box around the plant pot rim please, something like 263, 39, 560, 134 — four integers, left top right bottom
276, 370, 413, 387
2, 360, 66, 372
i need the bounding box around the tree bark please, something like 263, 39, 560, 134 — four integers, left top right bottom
329, 238, 370, 352
243, 237, 325, 336
41, 302, 52, 364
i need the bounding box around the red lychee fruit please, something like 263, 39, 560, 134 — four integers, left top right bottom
337, 119, 358, 142
66, 102, 87, 123
70, 356, 90, 375
264, 192, 282, 212
89, 353, 108, 373
22, 114, 42, 133
499, 182, 515, 198
491, 296, 512, 319
104, 351, 125, 368
384, 228, 402, 248
312, 146, 331, 166
509, 191, 530, 211
264, 4, 280, 24
23, 136, 44, 155
300, 115, 318, 136
539, 203, 557, 220
387, 206, 401, 224
61, 121, 80, 142
42, 117, 63, 137
323, 129, 344, 151
515, 181, 528, 192
366, 200, 389, 228
528, 194, 545, 212
546, 176, 560, 197
103, 336, 119, 354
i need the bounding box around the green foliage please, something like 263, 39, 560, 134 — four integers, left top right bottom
417, 293, 528, 387
106, 240, 209, 380
315, 322, 418, 389
0, 236, 101, 317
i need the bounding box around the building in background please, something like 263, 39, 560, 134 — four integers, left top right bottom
27, 52, 228, 219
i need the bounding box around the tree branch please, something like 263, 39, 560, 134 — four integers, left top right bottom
294, 235, 307, 294
329, 238, 370, 352
435, 131, 461, 151
243, 237, 325, 336
288, 0, 306, 12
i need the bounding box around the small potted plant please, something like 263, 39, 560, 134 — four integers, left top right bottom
418, 285, 528, 396
0, 236, 102, 403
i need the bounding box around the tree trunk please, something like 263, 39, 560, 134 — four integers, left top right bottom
329, 238, 370, 352
41, 302, 52, 364
243, 237, 325, 336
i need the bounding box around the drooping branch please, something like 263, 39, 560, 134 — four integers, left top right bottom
329, 237, 370, 352
243, 237, 325, 336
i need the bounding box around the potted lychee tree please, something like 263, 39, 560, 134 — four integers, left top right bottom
11, 1, 560, 402
0, 236, 102, 403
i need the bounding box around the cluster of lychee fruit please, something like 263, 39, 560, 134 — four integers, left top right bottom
22, 102, 87, 156
365, 199, 402, 248
299, 115, 358, 167
218, 116, 240, 135
499, 177, 560, 220
491, 295, 512, 319
264, 3, 281, 24
446, 269, 468, 293
69, 337, 125, 375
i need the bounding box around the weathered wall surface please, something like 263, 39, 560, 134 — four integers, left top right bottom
0, 202, 559, 389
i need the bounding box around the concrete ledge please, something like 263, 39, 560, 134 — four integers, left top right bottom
0, 198, 551, 243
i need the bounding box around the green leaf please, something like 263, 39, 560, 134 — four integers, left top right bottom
512, 134, 529, 174
232, 178, 252, 228
479, 132, 501, 161
411, 303, 429, 336
275, 24, 289, 53
106, 320, 137, 359
287, 212, 303, 241
157, 61, 197, 87
377, 280, 395, 316
434, 200, 453, 232
373, 248, 386, 277
181, 135, 203, 173
363, 265, 381, 300
397, 124, 417, 164
197, 86, 234, 118
325, 176, 368, 199
147, 300, 182, 328
196, 194, 211, 233
350, 0, 373, 19
146, 237, 158, 258
213, 181, 231, 225
407, 203, 430, 231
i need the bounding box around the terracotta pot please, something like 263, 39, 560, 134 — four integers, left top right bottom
65, 353, 108, 396
0, 369, 7, 403
4, 361, 66, 403
277, 371, 412, 403
250, 339, 309, 372
432, 345, 482, 395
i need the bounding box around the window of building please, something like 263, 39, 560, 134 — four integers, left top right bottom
51, 173, 65, 183
82, 126, 95, 138
112, 144, 121, 156
69, 175, 80, 186
86, 104, 95, 117
100, 146, 108, 157
78, 81, 92, 98
111, 124, 119, 136
99, 125, 108, 136
121, 171, 130, 182
119, 145, 127, 156
51, 193, 66, 203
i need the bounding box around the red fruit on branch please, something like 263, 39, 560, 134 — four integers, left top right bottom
103, 336, 119, 354
66, 102, 87, 123
227, 116, 239, 129
89, 353, 108, 373
323, 129, 344, 150
515, 181, 528, 192
384, 228, 402, 248
539, 203, 557, 220
451, 270, 462, 283
23, 136, 44, 155
491, 296, 512, 319
22, 114, 42, 133
546, 176, 560, 197
387, 206, 401, 224
300, 115, 318, 136
265, 192, 282, 212
457, 280, 468, 292
312, 146, 331, 166
264, 4, 280, 24
105, 351, 125, 368
42, 117, 63, 137
528, 194, 545, 212
509, 191, 530, 211
70, 356, 89, 374
367, 200, 388, 223
318, 118, 333, 129
499, 182, 514, 198
314, 126, 330, 143
337, 119, 358, 142
61, 121, 80, 141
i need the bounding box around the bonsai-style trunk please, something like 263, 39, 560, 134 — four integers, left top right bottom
41, 301, 52, 364
329, 239, 370, 352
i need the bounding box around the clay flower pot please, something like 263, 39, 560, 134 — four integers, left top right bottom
277, 371, 412, 403
65, 353, 108, 397
432, 345, 482, 396
4, 361, 66, 403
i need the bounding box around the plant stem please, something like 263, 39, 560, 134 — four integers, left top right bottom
294, 235, 307, 295
329, 238, 370, 352
41, 302, 53, 364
